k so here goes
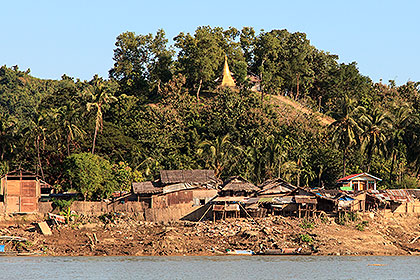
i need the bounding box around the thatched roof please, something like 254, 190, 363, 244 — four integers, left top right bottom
258, 178, 296, 195
132, 181, 162, 195
160, 170, 216, 184
221, 176, 259, 192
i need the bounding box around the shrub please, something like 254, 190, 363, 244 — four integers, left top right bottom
65, 152, 117, 200
355, 221, 369, 231
299, 219, 315, 229
299, 234, 313, 243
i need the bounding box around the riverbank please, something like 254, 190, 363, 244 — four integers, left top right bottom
1, 213, 420, 256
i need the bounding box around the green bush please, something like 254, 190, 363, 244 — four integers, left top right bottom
65, 152, 117, 200
355, 221, 369, 231
51, 198, 73, 211
299, 234, 313, 243
299, 219, 315, 229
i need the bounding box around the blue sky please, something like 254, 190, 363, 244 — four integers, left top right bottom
1, 0, 419, 85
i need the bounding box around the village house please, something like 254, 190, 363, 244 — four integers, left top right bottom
132, 170, 219, 209
241, 178, 317, 218
0, 169, 51, 213
219, 176, 259, 197
210, 176, 258, 220
337, 173, 381, 191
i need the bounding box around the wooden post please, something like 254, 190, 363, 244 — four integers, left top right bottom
298, 204, 301, 218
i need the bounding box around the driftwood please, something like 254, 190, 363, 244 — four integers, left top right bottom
410, 235, 420, 244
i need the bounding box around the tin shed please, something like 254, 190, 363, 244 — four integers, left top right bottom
0, 169, 41, 213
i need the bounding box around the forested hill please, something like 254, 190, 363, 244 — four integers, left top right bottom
1, 26, 420, 200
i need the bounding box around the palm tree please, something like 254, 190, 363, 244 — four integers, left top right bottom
197, 134, 238, 178
245, 138, 266, 184
329, 94, 364, 176
387, 104, 411, 183
50, 100, 86, 156
360, 108, 392, 172
264, 135, 283, 179
24, 114, 47, 180
0, 113, 17, 161
84, 76, 117, 154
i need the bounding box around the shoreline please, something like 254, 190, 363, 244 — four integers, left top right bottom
1, 214, 420, 257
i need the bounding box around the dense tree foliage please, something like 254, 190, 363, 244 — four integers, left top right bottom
1, 26, 420, 200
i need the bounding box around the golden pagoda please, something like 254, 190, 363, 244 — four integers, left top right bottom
220, 55, 236, 88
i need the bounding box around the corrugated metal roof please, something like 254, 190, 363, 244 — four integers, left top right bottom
162, 183, 196, 194
369, 189, 414, 203
212, 196, 248, 203
132, 181, 162, 194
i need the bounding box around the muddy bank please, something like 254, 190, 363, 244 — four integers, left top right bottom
1, 213, 420, 256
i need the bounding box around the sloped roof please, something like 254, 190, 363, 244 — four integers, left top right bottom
2, 169, 38, 179
160, 170, 216, 184
221, 176, 259, 192
337, 173, 382, 182
132, 181, 162, 195
369, 189, 414, 203
258, 178, 296, 195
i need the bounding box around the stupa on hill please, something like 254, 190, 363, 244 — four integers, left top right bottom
220, 55, 236, 88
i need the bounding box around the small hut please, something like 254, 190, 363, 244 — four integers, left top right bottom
257, 178, 296, 197
0, 169, 43, 213
219, 176, 259, 197
132, 170, 219, 209
132, 181, 162, 208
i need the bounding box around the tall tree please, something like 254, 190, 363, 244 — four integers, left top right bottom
329, 94, 364, 176
174, 26, 247, 100
387, 104, 411, 183
360, 108, 392, 172
84, 76, 117, 154
197, 134, 239, 178
109, 29, 173, 99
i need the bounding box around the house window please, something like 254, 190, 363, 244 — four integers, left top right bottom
199, 199, 206, 205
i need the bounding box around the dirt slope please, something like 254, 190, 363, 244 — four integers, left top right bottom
2, 213, 420, 256
269, 95, 335, 126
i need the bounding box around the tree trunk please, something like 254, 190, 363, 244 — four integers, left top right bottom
67, 133, 71, 156
318, 96, 322, 112
295, 73, 300, 100
389, 150, 396, 184
297, 171, 301, 188
196, 79, 202, 102
343, 147, 347, 177
36, 135, 45, 180
92, 106, 101, 155
367, 152, 372, 173
92, 123, 98, 155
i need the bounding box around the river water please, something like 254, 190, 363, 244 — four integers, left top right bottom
0, 255, 419, 279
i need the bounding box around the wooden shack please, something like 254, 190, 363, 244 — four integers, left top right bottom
0, 170, 42, 213
219, 176, 259, 197
132, 181, 163, 208
132, 169, 219, 209
257, 178, 296, 197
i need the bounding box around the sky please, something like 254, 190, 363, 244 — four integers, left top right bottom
1, 0, 419, 85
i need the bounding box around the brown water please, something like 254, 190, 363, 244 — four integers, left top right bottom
0, 255, 419, 279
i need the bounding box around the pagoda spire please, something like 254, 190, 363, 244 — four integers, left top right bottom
221, 55, 236, 88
